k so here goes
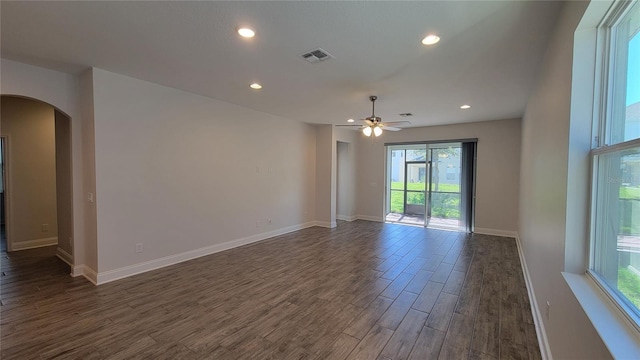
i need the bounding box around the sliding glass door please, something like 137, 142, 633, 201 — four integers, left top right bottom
386, 141, 475, 232
387, 145, 428, 226
405, 162, 427, 217
426, 145, 462, 230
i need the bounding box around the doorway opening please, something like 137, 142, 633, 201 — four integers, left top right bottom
385, 141, 475, 232
0, 95, 73, 258
1, 137, 6, 252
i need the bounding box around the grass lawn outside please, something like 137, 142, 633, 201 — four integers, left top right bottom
620, 186, 640, 200
618, 266, 640, 309
619, 194, 640, 235
390, 185, 461, 219
391, 181, 460, 192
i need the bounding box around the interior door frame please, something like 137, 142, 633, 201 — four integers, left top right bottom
1, 135, 12, 252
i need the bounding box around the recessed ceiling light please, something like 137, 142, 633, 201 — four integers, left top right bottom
347, 119, 355, 123
460, 104, 471, 109
238, 27, 255, 38
421, 34, 440, 45
250, 83, 262, 90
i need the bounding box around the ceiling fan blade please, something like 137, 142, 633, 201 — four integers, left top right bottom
382, 126, 402, 131
383, 121, 411, 126
336, 124, 365, 131
364, 119, 374, 126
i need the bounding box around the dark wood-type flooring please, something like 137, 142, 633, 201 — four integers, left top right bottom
0, 220, 540, 359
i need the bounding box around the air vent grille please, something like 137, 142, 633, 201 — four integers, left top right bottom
299, 48, 334, 63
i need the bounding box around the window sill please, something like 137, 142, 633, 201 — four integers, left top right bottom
562, 272, 640, 359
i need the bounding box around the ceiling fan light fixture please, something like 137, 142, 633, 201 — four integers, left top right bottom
237, 27, 255, 38
348, 95, 400, 137
421, 34, 440, 45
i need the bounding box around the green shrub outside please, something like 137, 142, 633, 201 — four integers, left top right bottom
390, 182, 460, 218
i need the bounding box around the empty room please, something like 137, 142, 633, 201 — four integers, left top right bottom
1, 1, 639, 359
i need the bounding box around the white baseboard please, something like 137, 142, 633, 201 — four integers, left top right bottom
56, 247, 73, 267
71, 265, 86, 278
81, 265, 98, 285
473, 227, 518, 238
315, 221, 337, 228
93, 221, 317, 285
356, 215, 383, 222
69, 264, 98, 284
515, 233, 552, 360
11, 236, 58, 251
336, 214, 358, 222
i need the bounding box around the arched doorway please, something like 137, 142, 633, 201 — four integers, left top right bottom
0, 95, 73, 264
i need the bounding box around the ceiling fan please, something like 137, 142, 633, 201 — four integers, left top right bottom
337, 96, 410, 137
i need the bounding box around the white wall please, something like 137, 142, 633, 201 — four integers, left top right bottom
315, 124, 335, 227
90, 68, 317, 275
335, 127, 359, 222
1, 58, 86, 266
518, 1, 611, 358
356, 119, 521, 234
337, 142, 351, 220
80, 69, 98, 273
1, 97, 58, 250
55, 109, 74, 257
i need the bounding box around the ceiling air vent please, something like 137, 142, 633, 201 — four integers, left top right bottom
299, 48, 334, 63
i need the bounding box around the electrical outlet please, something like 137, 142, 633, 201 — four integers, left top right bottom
42, 224, 49, 232
135, 243, 143, 253
546, 301, 550, 319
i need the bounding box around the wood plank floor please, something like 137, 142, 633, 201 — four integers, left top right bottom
0, 220, 540, 359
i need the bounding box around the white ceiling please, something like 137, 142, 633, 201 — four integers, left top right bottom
0, 1, 563, 127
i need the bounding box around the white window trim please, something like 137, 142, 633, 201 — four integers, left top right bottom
564, 0, 640, 357
563, 273, 640, 358
588, 137, 640, 332
591, 137, 640, 155
588, 0, 640, 330
587, 268, 640, 332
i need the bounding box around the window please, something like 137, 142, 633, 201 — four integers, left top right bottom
590, 0, 640, 327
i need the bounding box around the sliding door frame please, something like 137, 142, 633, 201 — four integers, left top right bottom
385, 139, 477, 232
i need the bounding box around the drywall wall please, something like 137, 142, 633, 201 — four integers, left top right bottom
55, 109, 73, 256
1, 58, 86, 266
79, 69, 98, 274
315, 124, 335, 227
90, 68, 317, 274
518, 1, 611, 359
0, 96, 58, 249
356, 118, 521, 234
337, 142, 351, 220
335, 127, 359, 222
